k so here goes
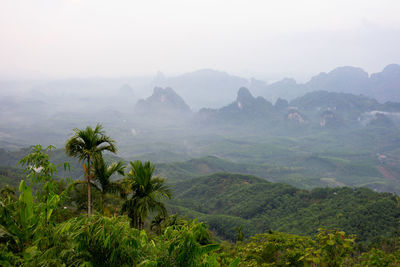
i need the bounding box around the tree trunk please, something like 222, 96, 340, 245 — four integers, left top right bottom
88, 180, 91, 216
141, 218, 145, 230
101, 193, 104, 215
87, 157, 92, 216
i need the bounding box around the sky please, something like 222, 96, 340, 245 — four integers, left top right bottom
1, 0, 400, 81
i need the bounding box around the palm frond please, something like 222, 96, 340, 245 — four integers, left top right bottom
107, 161, 125, 177
121, 160, 171, 229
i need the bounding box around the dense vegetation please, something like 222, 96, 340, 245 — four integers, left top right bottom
168, 173, 400, 243
2, 125, 400, 266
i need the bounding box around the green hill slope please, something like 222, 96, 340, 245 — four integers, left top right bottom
168, 172, 400, 242
155, 154, 392, 192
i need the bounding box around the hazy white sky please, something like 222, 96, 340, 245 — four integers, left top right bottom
1, 0, 400, 81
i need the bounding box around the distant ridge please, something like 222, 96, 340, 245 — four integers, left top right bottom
195, 86, 400, 131
135, 87, 191, 115
198, 87, 274, 123
261, 64, 400, 102
148, 64, 400, 107
151, 69, 249, 109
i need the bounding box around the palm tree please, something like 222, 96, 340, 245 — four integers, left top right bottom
121, 160, 172, 229
65, 124, 116, 215
150, 214, 166, 235
92, 156, 125, 213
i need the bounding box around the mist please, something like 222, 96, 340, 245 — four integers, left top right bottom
1, 0, 400, 80
1, 0, 400, 190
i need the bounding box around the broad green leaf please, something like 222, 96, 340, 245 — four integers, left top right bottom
228, 258, 241, 267
199, 244, 220, 255
19, 180, 34, 228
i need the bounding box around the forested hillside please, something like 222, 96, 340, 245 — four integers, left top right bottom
168, 173, 400, 242
2, 139, 400, 266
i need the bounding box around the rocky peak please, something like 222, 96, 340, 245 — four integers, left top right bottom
237, 87, 253, 100
236, 87, 255, 109
135, 87, 191, 114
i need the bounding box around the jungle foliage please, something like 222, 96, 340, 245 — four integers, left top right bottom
1, 126, 400, 266
169, 173, 400, 243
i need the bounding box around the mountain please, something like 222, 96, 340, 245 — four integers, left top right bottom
288, 90, 400, 129
135, 87, 191, 116
306, 66, 370, 95
370, 64, 400, 102
196, 88, 399, 129
260, 64, 400, 103
148, 64, 399, 107
197, 87, 274, 124
290, 91, 379, 112
149, 64, 400, 106
151, 69, 249, 109
261, 78, 305, 102
168, 172, 400, 242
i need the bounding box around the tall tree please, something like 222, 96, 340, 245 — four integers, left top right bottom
92, 156, 125, 214
65, 124, 116, 215
122, 160, 172, 229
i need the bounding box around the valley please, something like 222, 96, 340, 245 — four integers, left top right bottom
1, 65, 400, 265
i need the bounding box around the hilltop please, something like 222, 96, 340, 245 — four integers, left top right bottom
168, 172, 400, 242
135, 87, 191, 115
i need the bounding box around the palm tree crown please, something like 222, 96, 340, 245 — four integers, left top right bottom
93, 156, 125, 213
65, 124, 117, 215
122, 160, 172, 229
65, 124, 116, 162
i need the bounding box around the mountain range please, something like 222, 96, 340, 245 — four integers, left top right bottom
146, 64, 400, 108
255, 64, 400, 103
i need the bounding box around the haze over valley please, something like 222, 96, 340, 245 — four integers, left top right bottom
2, 63, 400, 195
2, 1, 400, 265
